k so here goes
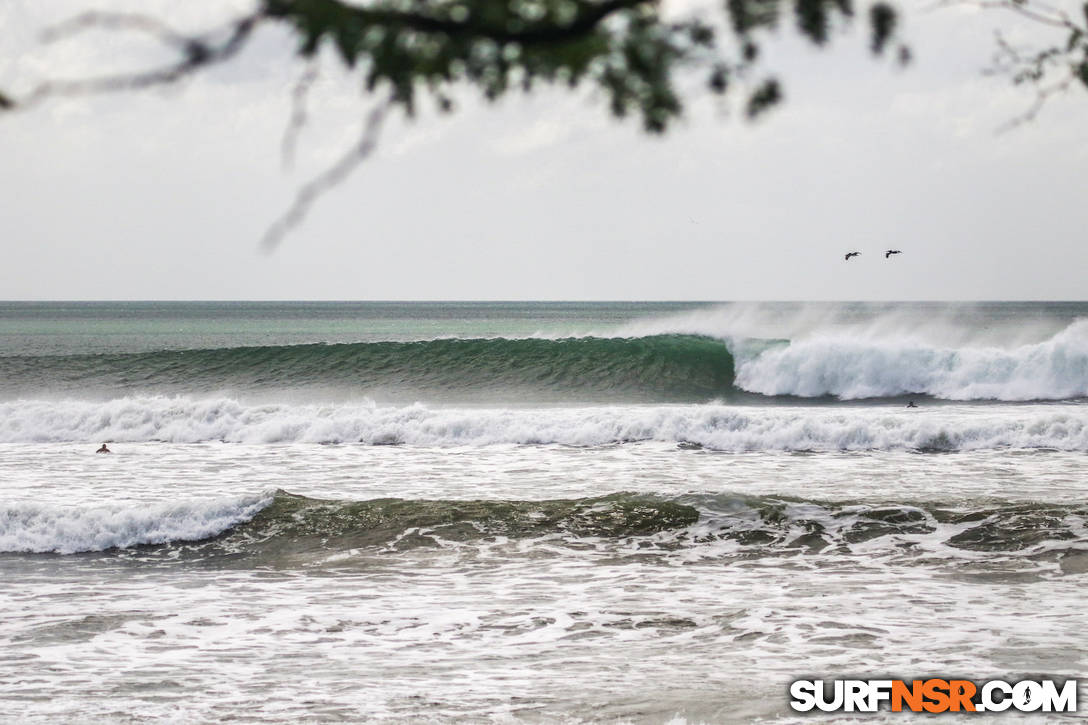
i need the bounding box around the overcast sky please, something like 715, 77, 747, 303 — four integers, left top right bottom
1, 0, 1085, 300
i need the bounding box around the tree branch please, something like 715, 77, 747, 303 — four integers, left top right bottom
282, 59, 321, 170
998, 67, 1077, 131
933, 0, 1076, 29
261, 96, 393, 251
263, 0, 652, 46
41, 11, 193, 50
0, 0, 918, 249
4, 13, 261, 112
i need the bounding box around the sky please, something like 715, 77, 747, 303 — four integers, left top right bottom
1, 0, 1086, 301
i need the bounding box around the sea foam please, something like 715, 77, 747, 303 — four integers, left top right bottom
2, 397, 1087, 451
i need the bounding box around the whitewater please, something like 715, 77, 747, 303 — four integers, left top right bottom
3, 396, 1088, 451
2, 301, 1087, 723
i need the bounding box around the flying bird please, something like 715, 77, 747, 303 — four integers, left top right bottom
885, 250, 902, 259
844, 252, 861, 261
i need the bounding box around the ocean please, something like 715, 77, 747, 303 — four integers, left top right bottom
1, 301, 1086, 722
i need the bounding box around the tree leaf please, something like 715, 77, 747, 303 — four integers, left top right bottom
746, 77, 781, 118
869, 3, 896, 55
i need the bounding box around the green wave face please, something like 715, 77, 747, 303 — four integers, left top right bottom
93, 491, 1088, 575
138, 491, 702, 565
232, 491, 701, 548
0, 335, 738, 402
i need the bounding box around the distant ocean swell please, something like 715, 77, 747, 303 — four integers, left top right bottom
2, 397, 1088, 450
3, 323, 1088, 402
4, 491, 1087, 569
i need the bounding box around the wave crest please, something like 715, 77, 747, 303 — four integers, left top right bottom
733, 320, 1088, 401
6, 491, 1087, 566
0, 492, 272, 554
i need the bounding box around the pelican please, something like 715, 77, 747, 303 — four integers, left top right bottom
885, 250, 902, 258
844, 252, 861, 261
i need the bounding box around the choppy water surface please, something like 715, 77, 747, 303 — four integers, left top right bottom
2, 302, 1087, 723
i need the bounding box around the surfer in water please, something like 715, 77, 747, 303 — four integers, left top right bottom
906, 401, 918, 408
96, 443, 111, 454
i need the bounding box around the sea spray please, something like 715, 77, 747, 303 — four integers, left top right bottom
733, 320, 1088, 400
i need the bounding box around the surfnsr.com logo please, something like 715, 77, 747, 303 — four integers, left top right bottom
789, 679, 1077, 713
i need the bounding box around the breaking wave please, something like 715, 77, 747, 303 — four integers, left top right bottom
5, 491, 1087, 570
2, 397, 1088, 451
0, 492, 272, 555
733, 320, 1088, 401
2, 309, 1088, 403
3, 320, 1088, 403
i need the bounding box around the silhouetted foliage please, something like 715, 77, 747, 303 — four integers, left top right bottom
1, 0, 912, 131
966, 0, 1088, 127
2, 0, 1083, 244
